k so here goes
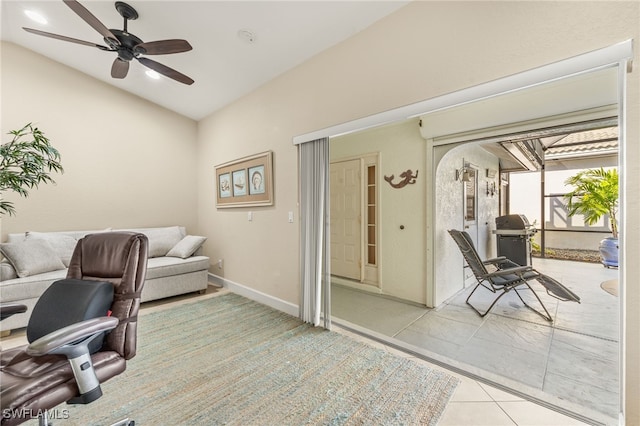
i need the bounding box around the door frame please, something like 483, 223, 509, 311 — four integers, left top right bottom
330, 152, 380, 287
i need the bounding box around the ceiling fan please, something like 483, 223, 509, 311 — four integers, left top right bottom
23, 0, 194, 85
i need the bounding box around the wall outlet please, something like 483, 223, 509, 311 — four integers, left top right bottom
288, 211, 294, 223
248, 211, 253, 221
217, 259, 223, 269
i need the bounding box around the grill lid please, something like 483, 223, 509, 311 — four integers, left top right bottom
495, 214, 530, 230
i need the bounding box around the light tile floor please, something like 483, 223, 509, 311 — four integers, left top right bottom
331, 258, 620, 425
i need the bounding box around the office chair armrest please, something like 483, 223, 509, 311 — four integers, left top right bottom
26, 316, 119, 357
0, 302, 27, 321
25, 316, 120, 405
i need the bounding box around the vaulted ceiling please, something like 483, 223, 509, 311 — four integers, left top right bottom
1, 1, 409, 120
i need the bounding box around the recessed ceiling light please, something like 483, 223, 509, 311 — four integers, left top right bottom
237, 29, 257, 44
146, 70, 161, 80
25, 10, 47, 25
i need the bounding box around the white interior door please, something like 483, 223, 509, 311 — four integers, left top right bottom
330, 159, 362, 280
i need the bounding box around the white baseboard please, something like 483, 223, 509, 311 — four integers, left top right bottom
208, 273, 299, 317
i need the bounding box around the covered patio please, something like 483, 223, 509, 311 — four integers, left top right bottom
329, 65, 622, 425
331, 122, 621, 424
331, 256, 619, 424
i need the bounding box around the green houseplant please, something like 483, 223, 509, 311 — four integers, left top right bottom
564, 167, 618, 267
0, 123, 63, 216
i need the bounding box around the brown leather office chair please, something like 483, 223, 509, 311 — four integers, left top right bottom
0, 232, 148, 426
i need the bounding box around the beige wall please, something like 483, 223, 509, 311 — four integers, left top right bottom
331, 119, 426, 304
1, 42, 199, 238
197, 1, 639, 423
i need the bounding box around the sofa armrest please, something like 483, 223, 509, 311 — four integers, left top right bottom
0, 261, 18, 281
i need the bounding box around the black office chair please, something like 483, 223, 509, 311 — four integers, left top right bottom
0, 232, 148, 426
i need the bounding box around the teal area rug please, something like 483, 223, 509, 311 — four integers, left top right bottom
48, 293, 459, 425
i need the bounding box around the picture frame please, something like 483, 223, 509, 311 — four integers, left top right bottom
232, 169, 247, 197
215, 151, 273, 208
219, 173, 231, 198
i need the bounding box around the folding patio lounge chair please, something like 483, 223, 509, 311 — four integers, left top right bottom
448, 229, 580, 322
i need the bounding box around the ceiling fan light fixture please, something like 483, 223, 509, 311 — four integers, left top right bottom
25, 10, 47, 25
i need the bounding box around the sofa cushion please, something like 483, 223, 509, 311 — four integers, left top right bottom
0, 240, 66, 278
145, 256, 210, 280
167, 235, 207, 259
127, 226, 185, 258
8, 228, 112, 244
0, 269, 68, 301
25, 231, 78, 267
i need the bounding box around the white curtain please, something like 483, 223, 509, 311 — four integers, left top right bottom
299, 137, 331, 329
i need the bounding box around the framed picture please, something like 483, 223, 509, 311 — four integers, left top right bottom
215, 151, 273, 208
248, 165, 265, 195
219, 173, 231, 198
232, 169, 247, 197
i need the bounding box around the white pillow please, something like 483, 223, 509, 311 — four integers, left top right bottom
0, 239, 66, 278
25, 232, 78, 267
141, 226, 185, 257
167, 235, 207, 259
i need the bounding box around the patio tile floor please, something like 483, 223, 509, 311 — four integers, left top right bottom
331, 258, 619, 424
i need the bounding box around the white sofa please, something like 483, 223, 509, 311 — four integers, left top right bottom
0, 226, 210, 333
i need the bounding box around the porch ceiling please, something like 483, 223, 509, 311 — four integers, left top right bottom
481, 121, 618, 172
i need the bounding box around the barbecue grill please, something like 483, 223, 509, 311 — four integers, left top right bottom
493, 214, 536, 266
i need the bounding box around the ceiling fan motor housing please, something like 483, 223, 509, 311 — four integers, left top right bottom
109, 29, 143, 61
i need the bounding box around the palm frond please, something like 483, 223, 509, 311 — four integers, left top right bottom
563, 167, 618, 238
0, 123, 64, 216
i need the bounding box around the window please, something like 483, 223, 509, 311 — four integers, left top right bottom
464, 167, 477, 222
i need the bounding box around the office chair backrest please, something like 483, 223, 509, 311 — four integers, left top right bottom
66, 232, 148, 360
27, 279, 114, 354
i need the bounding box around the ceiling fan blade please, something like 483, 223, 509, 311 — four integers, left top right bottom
23, 27, 110, 50
111, 58, 129, 79
63, 0, 119, 46
134, 39, 193, 55
137, 57, 194, 85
